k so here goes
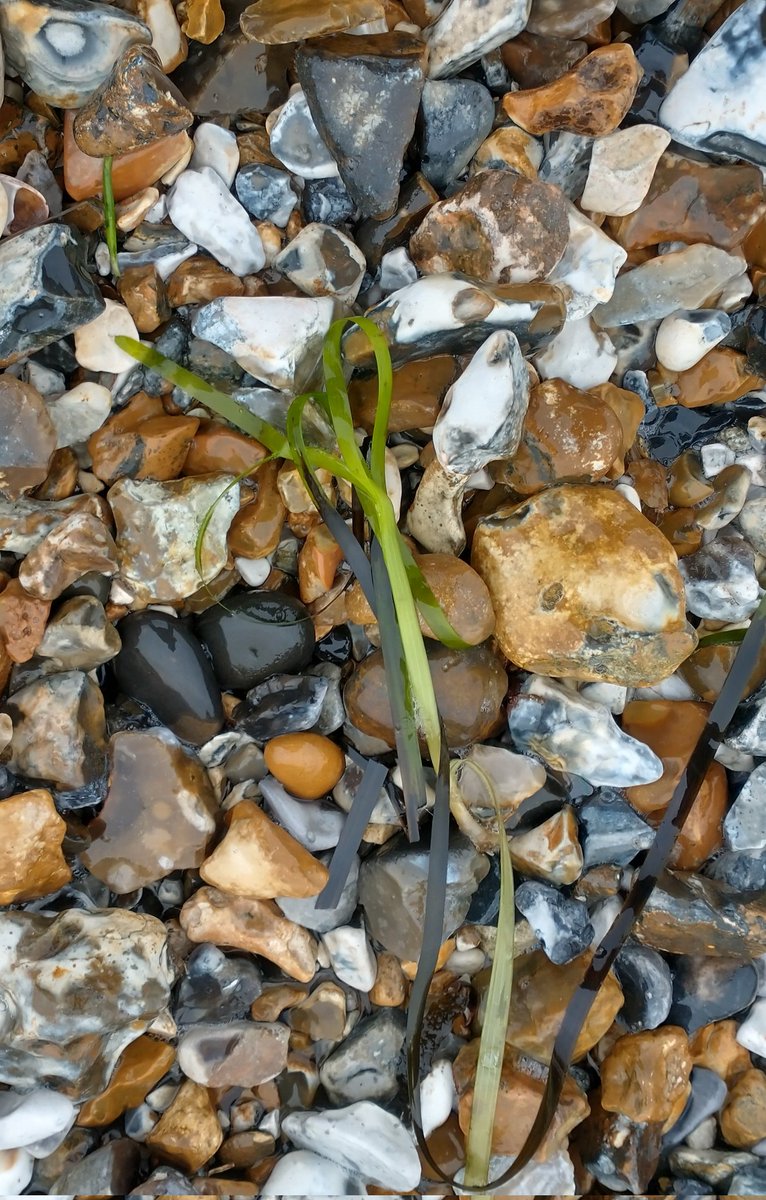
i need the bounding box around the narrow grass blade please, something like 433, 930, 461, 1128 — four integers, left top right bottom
114, 336, 292, 459
194, 458, 273, 583
399, 538, 471, 651
316, 751, 389, 909
463, 796, 515, 1192
371, 537, 425, 841
697, 627, 748, 648
102, 156, 120, 278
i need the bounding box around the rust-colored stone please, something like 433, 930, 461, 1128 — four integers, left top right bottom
689, 1020, 752, 1084
0, 578, 50, 663
241, 0, 385, 43
63, 111, 191, 202
629, 458, 668, 513
167, 255, 246, 307
78, 1036, 176, 1127
298, 523, 344, 605
502, 43, 641, 136
89, 392, 199, 485
118, 264, 170, 333
184, 421, 267, 477
348, 356, 458, 433
0, 788, 71, 904
181, 0, 226, 42
369, 951, 407, 1007
601, 1027, 692, 1130
680, 639, 766, 702
651, 349, 763, 409
228, 459, 286, 560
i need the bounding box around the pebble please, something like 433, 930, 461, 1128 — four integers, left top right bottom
720, 1068, 766, 1149
190, 121, 239, 186
81, 727, 217, 893
77, 1037, 176, 1127
112, 610, 223, 744
0, 1086, 75, 1156
534, 314, 618, 389
260, 775, 346, 851
90, 392, 199, 485
4, 669, 107, 792
235, 163, 297, 227
319, 1009, 404, 1104
725, 765, 766, 851
578, 789, 654, 868
502, 43, 642, 136
0, 376, 56, 502
0, 0, 151, 108
580, 123, 671, 217
278, 854, 358, 935
322, 923, 377, 991
418, 78, 494, 189
515, 879, 594, 963
109, 473, 238, 603
268, 87, 339, 180
146, 1078, 222, 1172
679, 533, 761, 623
344, 642, 507, 750
180, 885, 319, 981
263, 732, 345, 800
53, 1138, 140, 1196
601, 1026, 693, 1127
275, 221, 366, 302
510, 806, 583, 885
177, 1020, 288, 1088
0, 907, 174, 1098
548, 204, 627, 319
0, 1148, 33, 1193
200, 798, 328, 899
18, 510, 117, 601
175, 943, 262, 1027
281, 1102, 421, 1191
296, 33, 425, 219
167, 167, 265, 275
46, 381, 112, 449
593, 244, 744, 327
426, 0, 530, 78
614, 944, 673, 1032
472, 484, 695, 685
579, 1094, 662, 1193
635, 873, 766, 959
0, 787, 71, 904
192, 294, 335, 392
669, 957, 759, 1034
261, 1149, 362, 1198
237, 672, 329, 739
411, 168, 569, 286
665, 1066, 728, 1150
655, 309, 733, 373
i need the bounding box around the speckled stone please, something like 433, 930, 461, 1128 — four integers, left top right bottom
3, 670, 107, 791
502, 44, 642, 136
0, 788, 71, 904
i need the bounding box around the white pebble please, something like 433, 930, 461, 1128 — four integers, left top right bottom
168, 167, 264, 276
73, 299, 139, 373
322, 924, 377, 991
419, 1059, 456, 1138
379, 246, 418, 293
190, 122, 240, 188
655, 309, 731, 372
45, 381, 112, 448
736, 997, 766, 1058
701, 443, 736, 477
261, 1149, 361, 1198
534, 317, 617, 389
0, 1147, 33, 1193
0, 1089, 76, 1152
235, 556, 272, 586
581, 124, 671, 217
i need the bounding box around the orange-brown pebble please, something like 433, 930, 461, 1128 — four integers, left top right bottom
88, 392, 199, 485
622, 699, 727, 869
63, 111, 191, 202
146, 1078, 223, 1172
719, 1068, 766, 1149
0, 577, 50, 662
298, 523, 344, 604
251, 983, 308, 1021
369, 951, 407, 1007
600, 1026, 692, 1128
228, 459, 286, 560
502, 43, 641, 136
348, 356, 458, 434
0, 788, 71, 904
78, 1036, 176, 1126
264, 732, 345, 801
184, 421, 267, 477
652, 349, 763, 409
118, 264, 170, 333
167, 255, 246, 307
690, 1020, 751, 1084
680, 639, 766, 702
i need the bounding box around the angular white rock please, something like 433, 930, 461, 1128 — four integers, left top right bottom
268, 88, 339, 179
322, 924, 377, 991
45, 381, 111, 448
192, 295, 335, 392
655, 308, 732, 372
455, 1147, 576, 1195
235, 556, 271, 587
379, 246, 418, 294
0, 1147, 33, 1193
137, 0, 185, 71
282, 1102, 422, 1191
433, 330, 529, 478
660, 0, 766, 165
0, 1089, 76, 1152
73, 299, 139, 373
190, 122, 240, 188
261, 1149, 363, 1198
275, 222, 366, 303
724, 763, 766, 850
593, 244, 745, 328
548, 205, 627, 320
420, 1059, 456, 1139
427, 0, 532, 78
581, 124, 671, 217
508, 676, 664, 788
737, 997, 766, 1058
167, 167, 264, 276
534, 316, 617, 389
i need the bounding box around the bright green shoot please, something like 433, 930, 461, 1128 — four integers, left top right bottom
102, 156, 120, 279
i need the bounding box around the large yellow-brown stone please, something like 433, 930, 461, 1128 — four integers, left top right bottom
78, 1036, 176, 1127
200, 799, 328, 899
0, 788, 70, 904
502, 43, 641, 136
720, 1068, 766, 1149
146, 1079, 223, 1172
601, 1027, 692, 1130
471, 484, 695, 686
180, 886, 318, 981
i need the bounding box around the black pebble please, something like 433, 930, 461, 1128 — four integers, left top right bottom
195, 590, 315, 691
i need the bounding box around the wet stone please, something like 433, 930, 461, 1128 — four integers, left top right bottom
235, 163, 297, 227
0, 907, 174, 1098
167, 256, 245, 307
177, 1020, 289, 1088
53, 1140, 140, 1197
109, 474, 238, 604
200, 798, 328, 900
664, 1064, 728, 1150
236, 674, 329, 740
175, 943, 262, 1027
241, 0, 385, 43
601, 1026, 692, 1127
296, 33, 426, 219
411, 168, 569, 285
510, 806, 583, 884
547, 205, 627, 320
515, 879, 594, 963
500, 30, 588, 90
725, 765, 766, 851
668, 957, 758, 1033
303, 174, 356, 226
344, 642, 507, 750
0, 376, 56, 500
425, 0, 531, 79
593, 244, 744, 328
37, 595, 121, 671
77, 1036, 176, 1128
635, 870, 766, 958
614, 944, 674, 1032
268, 88, 338, 180
0, 0, 151, 109
276, 222, 366, 302
277, 853, 359, 933
359, 832, 488, 961
417, 78, 494, 190
0, 788, 70, 904
679, 533, 761, 623
0, 223, 104, 367
319, 1009, 405, 1104
81, 728, 217, 894
578, 1090, 662, 1194
282, 1102, 421, 1192
578, 790, 655, 868
720, 1068, 766, 1149
63, 110, 191, 202
192, 589, 312, 696
112, 610, 223, 745
581, 124, 671, 217
474, 485, 694, 685
263, 732, 345, 800
3, 669, 106, 791
146, 1078, 222, 1173
502, 44, 641, 136
89, 391, 199, 485
118, 264, 170, 334
260, 775, 345, 851
168, 167, 265, 276
656, 308, 732, 373
72, 44, 192, 157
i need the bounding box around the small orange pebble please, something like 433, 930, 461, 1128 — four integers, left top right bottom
263, 732, 345, 800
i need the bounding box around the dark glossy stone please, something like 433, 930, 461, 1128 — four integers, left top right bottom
628, 31, 688, 124
234, 163, 297, 225
171, 21, 289, 116
319, 1009, 405, 1104
359, 831, 489, 960
614, 944, 673, 1032
0, 224, 104, 367
128, 1167, 200, 1197
302, 175, 356, 226
578, 790, 655, 868
315, 625, 352, 665
664, 1067, 728, 1149
515, 880, 594, 964
297, 32, 426, 219
235, 674, 328, 740
174, 943, 262, 1028
195, 590, 315, 691
705, 847, 766, 894
417, 78, 494, 190
112, 611, 223, 746
356, 171, 438, 268
668, 955, 758, 1032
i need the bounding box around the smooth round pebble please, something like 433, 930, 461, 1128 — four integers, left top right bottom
73, 299, 139, 373
264, 732, 346, 800
195, 590, 315, 690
